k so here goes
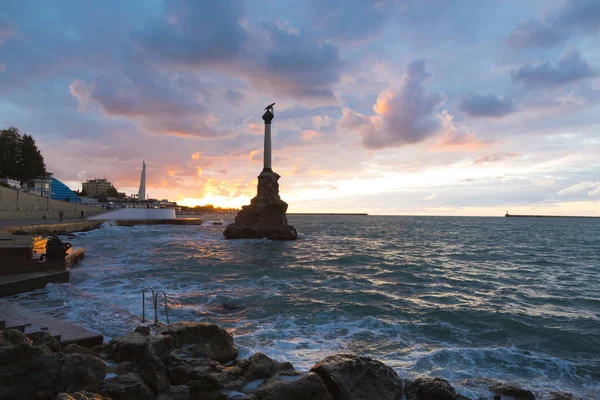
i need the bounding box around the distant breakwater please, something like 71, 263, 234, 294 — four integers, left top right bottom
505, 214, 600, 218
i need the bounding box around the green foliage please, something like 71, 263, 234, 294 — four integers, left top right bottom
106, 186, 119, 198
0, 127, 47, 184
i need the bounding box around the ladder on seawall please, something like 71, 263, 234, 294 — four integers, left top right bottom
141, 287, 170, 325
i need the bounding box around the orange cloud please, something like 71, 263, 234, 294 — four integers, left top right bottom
191, 152, 200, 160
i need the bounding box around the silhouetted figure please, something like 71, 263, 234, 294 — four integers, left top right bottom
80, 210, 84, 220
59, 210, 64, 222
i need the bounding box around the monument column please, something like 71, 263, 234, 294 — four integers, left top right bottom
262, 106, 274, 172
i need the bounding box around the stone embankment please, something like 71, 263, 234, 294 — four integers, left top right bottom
0, 322, 578, 400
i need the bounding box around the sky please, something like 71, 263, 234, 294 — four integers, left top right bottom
1, 0, 599, 215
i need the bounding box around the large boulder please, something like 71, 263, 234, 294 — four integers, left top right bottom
137, 345, 171, 393
168, 350, 225, 385
238, 352, 296, 381
55, 391, 111, 400
2, 328, 33, 346
156, 385, 191, 400
100, 373, 154, 400
310, 354, 403, 400
0, 342, 106, 399
489, 382, 534, 400
31, 331, 61, 353
405, 378, 469, 400
158, 322, 238, 363
107, 331, 176, 363
63, 343, 96, 356
253, 372, 332, 400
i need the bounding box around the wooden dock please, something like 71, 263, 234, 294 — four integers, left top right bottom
0, 299, 103, 348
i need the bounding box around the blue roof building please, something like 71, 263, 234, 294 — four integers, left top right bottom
51, 177, 81, 203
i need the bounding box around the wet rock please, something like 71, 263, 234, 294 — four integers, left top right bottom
63, 343, 96, 356
100, 372, 153, 400
115, 361, 139, 376
549, 392, 576, 400
158, 322, 238, 363
156, 385, 191, 400
108, 331, 176, 363
29, 332, 61, 352
238, 352, 296, 380
137, 345, 171, 394
405, 377, 469, 400
55, 391, 111, 399
0, 343, 106, 399
253, 372, 332, 400
188, 375, 226, 400
311, 354, 403, 400
2, 328, 33, 346
134, 325, 151, 336
168, 351, 224, 385
489, 383, 534, 400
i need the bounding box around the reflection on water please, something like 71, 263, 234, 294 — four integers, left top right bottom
9, 216, 600, 398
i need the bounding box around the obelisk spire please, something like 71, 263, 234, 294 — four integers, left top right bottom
137, 160, 146, 200
262, 103, 275, 172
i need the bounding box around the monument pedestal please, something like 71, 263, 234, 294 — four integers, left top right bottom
224, 169, 297, 240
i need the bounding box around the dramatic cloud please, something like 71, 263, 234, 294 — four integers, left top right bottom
474, 152, 519, 165
134, 1, 247, 67
459, 93, 517, 118
310, 0, 395, 42
558, 181, 600, 196
507, 0, 600, 49
511, 51, 598, 89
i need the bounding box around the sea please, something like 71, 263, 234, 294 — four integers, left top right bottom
8, 215, 600, 398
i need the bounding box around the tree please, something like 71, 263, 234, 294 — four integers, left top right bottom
18, 134, 46, 184
80, 188, 88, 197
106, 186, 119, 198
0, 127, 22, 179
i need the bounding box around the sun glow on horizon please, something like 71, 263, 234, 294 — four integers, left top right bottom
178, 195, 250, 209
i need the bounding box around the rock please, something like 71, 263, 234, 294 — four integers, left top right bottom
63, 343, 96, 356
223, 169, 297, 241
310, 354, 403, 400
549, 392, 576, 400
0, 342, 106, 399
158, 322, 238, 363
253, 372, 332, 400
2, 328, 33, 346
107, 331, 176, 363
405, 378, 469, 400
29, 331, 61, 352
156, 385, 191, 400
134, 325, 151, 336
489, 383, 535, 400
100, 373, 154, 400
137, 345, 171, 394
168, 351, 224, 385
115, 361, 139, 376
54, 391, 111, 399
188, 375, 226, 400
238, 352, 296, 380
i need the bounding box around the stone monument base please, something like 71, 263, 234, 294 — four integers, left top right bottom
223, 169, 297, 241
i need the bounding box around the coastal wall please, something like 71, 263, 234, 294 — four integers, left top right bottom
0, 186, 104, 220
88, 208, 175, 220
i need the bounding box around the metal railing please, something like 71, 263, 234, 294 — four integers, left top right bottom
141, 287, 170, 325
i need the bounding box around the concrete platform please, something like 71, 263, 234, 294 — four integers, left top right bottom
0, 269, 69, 297
0, 300, 103, 348
115, 218, 203, 227
1, 220, 104, 235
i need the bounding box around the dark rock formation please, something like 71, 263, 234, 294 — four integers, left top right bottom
253, 372, 332, 400
223, 170, 297, 240
63, 343, 96, 356
158, 322, 238, 363
310, 354, 403, 400
489, 382, 535, 400
100, 372, 154, 400
0, 341, 106, 399
156, 385, 191, 400
31, 331, 61, 352
405, 377, 470, 400
55, 391, 111, 400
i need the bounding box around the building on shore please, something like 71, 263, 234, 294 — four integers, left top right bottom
82, 178, 112, 197
25, 172, 53, 197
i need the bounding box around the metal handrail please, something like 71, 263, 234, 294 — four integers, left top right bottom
141, 287, 155, 323
154, 290, 170, 325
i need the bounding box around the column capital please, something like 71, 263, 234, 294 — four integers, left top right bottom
262, 110, 274, 124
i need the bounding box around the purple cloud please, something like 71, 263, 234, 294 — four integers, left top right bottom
511, 51, 598, 89
459, 93, 517, 118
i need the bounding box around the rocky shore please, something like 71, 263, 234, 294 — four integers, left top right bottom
0, 322, 580, 400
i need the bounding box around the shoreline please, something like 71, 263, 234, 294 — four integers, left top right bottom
0, 320, 580, 399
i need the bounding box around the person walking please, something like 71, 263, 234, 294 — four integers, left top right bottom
59, 210, 64, 222
80, 210, 85, 220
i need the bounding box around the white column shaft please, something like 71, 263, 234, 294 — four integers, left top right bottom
264, 124, 272, 170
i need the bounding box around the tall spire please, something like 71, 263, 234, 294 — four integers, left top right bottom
137, 161, 146, 200
262, 103, 274, 172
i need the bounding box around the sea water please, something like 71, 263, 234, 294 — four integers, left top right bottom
8, 216, 600, 398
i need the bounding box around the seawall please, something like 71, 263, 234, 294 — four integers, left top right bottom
0, 221, 104, 235
0, 186, 104, 220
